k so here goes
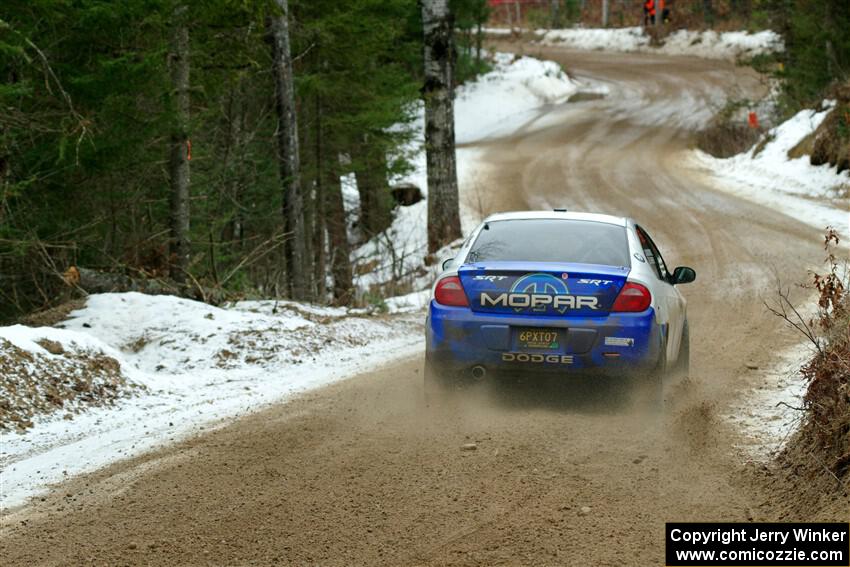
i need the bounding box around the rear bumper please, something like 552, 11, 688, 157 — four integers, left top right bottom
425, 300, 663, 374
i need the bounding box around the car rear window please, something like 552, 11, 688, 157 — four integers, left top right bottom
466, 219, 630, 267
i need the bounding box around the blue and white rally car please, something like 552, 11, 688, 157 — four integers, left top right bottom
424, 210, 695, 394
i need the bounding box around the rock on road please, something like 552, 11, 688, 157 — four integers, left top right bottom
0, 45, 829, 566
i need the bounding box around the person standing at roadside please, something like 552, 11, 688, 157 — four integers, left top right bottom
643, 0, 655, 26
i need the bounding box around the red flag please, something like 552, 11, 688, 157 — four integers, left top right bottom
747, 112, 759, 129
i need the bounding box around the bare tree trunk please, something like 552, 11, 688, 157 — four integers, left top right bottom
300, 94, 316, 300
550, 0, 560, 27
353, 140, 393, 239
475, 20, 483, 66
0, 155, 8, 227
602, 0, 609, 26
313, 95, 327, 299
421, 0, 462, 255
325, 158, 353, 304
168, 5, 191, 283
219, 78, 245, 251
270, 0, 309, 300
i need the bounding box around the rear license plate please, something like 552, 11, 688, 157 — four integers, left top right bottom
517, 328, 561, 350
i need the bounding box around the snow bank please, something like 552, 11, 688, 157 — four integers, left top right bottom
537, 27, 783, 60
1, 293, 424, 510
384, 290, 432, 313
689, 102, 850, 237
455, 52, 578, 144
353, 52, 578, 293
725, 330, 815, 460
0, 326, 143, 430
482, 27, 515, 37
659, 29, 783, 60
62, 293, 313, 376
539, 27, 649, 52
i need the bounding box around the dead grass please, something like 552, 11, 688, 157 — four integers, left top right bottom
810, 103, 850, 174
0, 338, 143, 431
696, 99, 763, 158
787, 130, 816, 160
696, 120, 762, 158
750, 132, 775, 158
800, 302, 850, 480
19, 299, 86, 328
767, 232, 850, 519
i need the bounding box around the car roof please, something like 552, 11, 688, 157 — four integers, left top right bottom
482, 210, 629, 227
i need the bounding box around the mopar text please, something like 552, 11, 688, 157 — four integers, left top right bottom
480, 292, 599, 310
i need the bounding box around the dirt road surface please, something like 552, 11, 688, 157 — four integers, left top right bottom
0, 46, 839, 566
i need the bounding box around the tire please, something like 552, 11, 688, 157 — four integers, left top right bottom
631, 336, 666, 411
670, 320, 690, 382
423, 358, 450, 404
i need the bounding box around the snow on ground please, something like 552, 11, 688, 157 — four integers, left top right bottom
352, 52, 579, 294
688, 102, 850, 239
384, 290, 432, 313
659, 29, 783, 60
0, 326, 144, 430
726, 339, 812, 460
534, 27, 783, 60
455, 52, 578, 144
0, 293, 423, 510
536, 26, 649, 52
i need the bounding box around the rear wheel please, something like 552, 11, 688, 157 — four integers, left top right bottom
670, 320, 690, 382
423, 358, 452, 404
631, 337, 666, 411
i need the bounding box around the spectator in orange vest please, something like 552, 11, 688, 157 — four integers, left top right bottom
644, 0, 655, 26
662, 3, 671, 23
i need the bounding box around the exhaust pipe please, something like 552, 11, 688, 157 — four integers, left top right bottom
471, 365, 487, 380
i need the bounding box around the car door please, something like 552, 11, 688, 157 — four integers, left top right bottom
635, 226, 686, 363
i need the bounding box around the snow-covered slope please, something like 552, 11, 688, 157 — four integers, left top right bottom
688, 103, 849, 237
455, 52, 578, 144
534, 27, 783, 60
1, 293, 423, 510
0, 325, 144, 430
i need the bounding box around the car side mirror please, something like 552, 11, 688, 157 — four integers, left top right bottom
441, 258, 454, 271
671, 266, 696, 285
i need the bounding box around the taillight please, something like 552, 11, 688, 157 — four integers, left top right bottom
612, 282, 651, 312
434, 276, 469, 307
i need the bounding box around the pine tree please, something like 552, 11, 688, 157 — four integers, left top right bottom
0, 0, 428, 319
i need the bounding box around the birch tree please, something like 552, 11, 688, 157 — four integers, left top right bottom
270, 0, 310, 300
421, 0, 462, 254
168, 4, 191, 283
